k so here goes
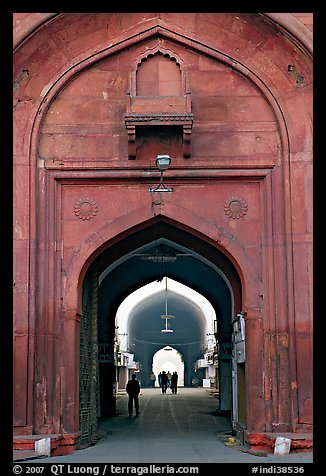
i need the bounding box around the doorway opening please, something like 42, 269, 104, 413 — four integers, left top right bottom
78, 217, 245, 447
115, 277, 216, 390
153, 347, 185, 387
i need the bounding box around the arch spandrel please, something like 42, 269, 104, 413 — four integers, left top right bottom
13, 13, 313, 56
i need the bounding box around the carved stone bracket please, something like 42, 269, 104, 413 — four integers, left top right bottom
125, 106, 193, 159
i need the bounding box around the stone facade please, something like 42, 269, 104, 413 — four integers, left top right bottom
13, 13, 313, 453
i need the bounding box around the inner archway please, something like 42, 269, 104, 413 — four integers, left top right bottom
79, 217, 243, 447
153, 347, 185, 387
115, 277, 216, 390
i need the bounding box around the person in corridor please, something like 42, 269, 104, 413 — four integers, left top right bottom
160, 370, 169, 394
150, 371, 156, 387
166, 371, 172, 388
170, 371, 178, 394
126, 373, 140, 416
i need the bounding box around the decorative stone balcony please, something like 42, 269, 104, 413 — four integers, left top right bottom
125, 93, 193, 159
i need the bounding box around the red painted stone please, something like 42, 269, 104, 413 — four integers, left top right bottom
13, 13, 313, 454
244, 432, 313, 453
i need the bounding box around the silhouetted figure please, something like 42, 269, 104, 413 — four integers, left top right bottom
150, 371, 156, 388
158, 372, 162, 387
126, 373, 140, 416
160, 371, 169, 394
166, 371, 172, 388
170, 371, 178, 394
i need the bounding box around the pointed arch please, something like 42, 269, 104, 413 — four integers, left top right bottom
130, 45, 189, 96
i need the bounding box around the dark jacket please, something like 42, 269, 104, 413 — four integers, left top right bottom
171, 373, 178, 386
126, 378, 140, 396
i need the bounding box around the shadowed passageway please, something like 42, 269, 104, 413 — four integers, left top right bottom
22, 388, 313, 463
98, 387, 231, 462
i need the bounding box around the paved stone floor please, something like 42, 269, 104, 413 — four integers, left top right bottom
17, 388, 313, 464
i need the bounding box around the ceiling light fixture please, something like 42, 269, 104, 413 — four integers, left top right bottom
161, 277, 175, 333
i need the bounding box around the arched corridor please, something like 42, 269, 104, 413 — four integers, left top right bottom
115, 276, 216, 390
80, 218, 243, 447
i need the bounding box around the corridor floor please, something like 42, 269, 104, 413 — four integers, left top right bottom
22, 387, 313, 464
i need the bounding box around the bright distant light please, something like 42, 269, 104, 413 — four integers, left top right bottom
153, 347, 185, 386
116, 278, 216, 352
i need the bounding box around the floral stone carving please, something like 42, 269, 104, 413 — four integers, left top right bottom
74, 197, 98, 220
224, 197, 248, 219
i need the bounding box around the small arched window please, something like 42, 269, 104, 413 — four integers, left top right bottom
136, 53, 182, 97
125, 48, 193, 159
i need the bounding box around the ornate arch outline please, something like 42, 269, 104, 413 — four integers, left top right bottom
27, 21, 295, 162
66, 210, 251, 317
13, 13, 313, 57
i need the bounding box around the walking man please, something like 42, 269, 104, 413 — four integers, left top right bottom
160, 371, 169, 394
150, 371, 156, 388
170, 371, 178, 394
126, 373, 141, 416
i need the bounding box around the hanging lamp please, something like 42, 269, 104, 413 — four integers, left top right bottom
161, 277, 175, 333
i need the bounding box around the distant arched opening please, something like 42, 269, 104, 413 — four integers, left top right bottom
153, 347, 185, 387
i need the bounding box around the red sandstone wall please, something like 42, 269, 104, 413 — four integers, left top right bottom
13, 13, 313, 438
292, 13, 313, 30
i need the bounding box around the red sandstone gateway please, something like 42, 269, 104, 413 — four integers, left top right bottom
13, 13, 313, 455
